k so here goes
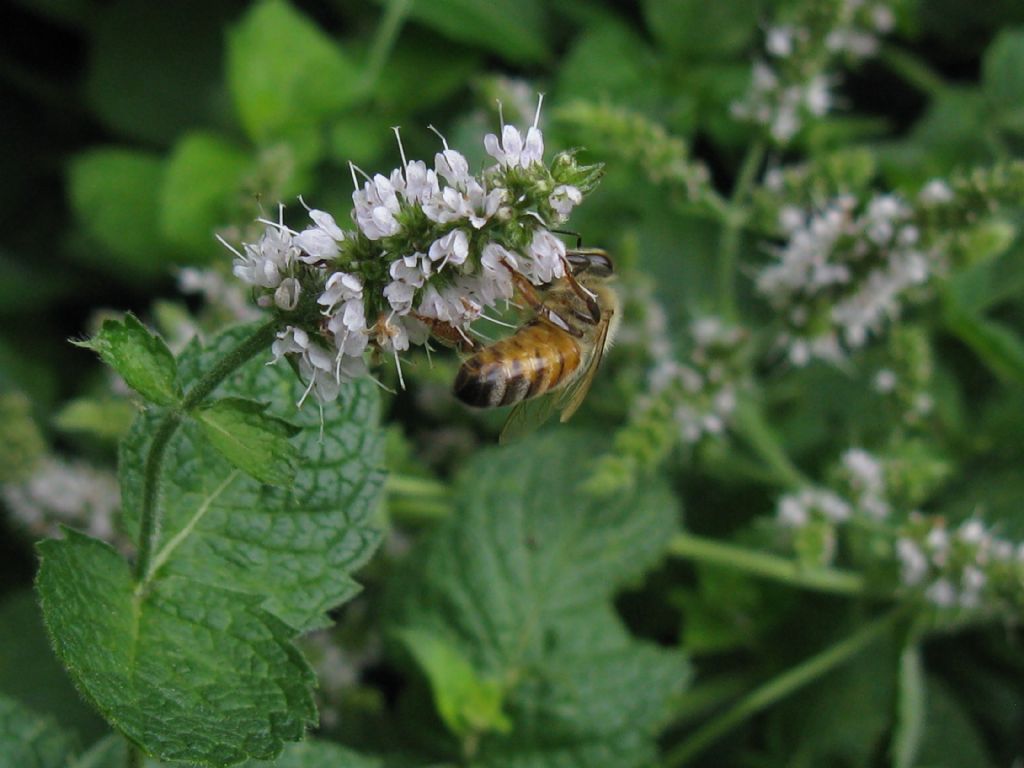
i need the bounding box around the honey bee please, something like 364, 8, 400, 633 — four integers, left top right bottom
453, 248, 620, 442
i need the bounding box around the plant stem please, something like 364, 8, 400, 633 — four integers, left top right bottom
732, 397, 809, 490
717, 140, 765, 321
667, 532, 866, 596
127, 743, 143, 768
878, 45, 946, 99
663, 608, 903, 766
386, 473, 454, 523
134, 319, 280, 582
362, 0, 412, 94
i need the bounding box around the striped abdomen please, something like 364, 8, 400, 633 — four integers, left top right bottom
453, 322, 582, 408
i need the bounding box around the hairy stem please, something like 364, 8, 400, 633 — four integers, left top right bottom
134, 319, 280, 582
667, 532, 866, 595
664, 608, 903, 766
717, 140, 765, 321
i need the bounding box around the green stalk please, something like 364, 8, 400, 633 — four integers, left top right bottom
732, 397, 809, 490
878, 45, 946, 99
664, 608, 903, 766
717, 140, 765, 321
667, 532, 866, 596
127, 743, 143, 768
362, 0, 412, 94
134, 319, 280, 582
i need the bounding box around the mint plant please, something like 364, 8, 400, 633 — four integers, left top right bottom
4, 1, 1024, 767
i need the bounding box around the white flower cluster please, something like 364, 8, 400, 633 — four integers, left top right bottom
896, 516, 1024, 613
3, 457, 120, 542
225, 100, 597, 404
645, 317, 746, 444
776, 447, 890, 530
732, 0, 896, 143
757, 193, 940, 366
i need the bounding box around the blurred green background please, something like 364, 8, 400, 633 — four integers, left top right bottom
3, 0, 1024, 765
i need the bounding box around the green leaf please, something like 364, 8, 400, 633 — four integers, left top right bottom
557, 21, 662, 114
915, 677, 995, 768
195, 397, 300, 487
893, 643, 926, 768
39, 325, 384, 764
120, 325, 385, 633
0, 391, 45, 483
394, 628, 511, 738
53, 396, 136, 445
36, 529, 316, 765
159, 133, 252, 260
67, 149, 171, 279
0, 693, 75, 768
0, 591, 107, 745
84, 0, 233, 145
77, 734, 386, 768
372, 34, 481, 111
983, 29, 1024, 118
943, 300, 1024, 386
73, 314, 180, 406
404, 0, 549, 64
227, 0, 363, 145
642, 0, 758, 58
387, 432, 688, 768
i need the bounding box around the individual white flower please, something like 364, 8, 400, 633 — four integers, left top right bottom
549, 184, 582, 221
231, 225, 296, 288
897, 538, 929, 586
428, 229, 469, 271
958, 518, 986, 544
295, 209, 346, 262
484, 123, 544, 168
524, 229, 566, 284
296, 341, 343, 403
874, 368, 898, 393
318, 271, 363, 315
478, 243, 518, 303
399, 160, 441, 204
919, 179, 954, 206
925, 578, 957, 608
271, 325, 311, 362
274, 277, 301, 311
434, 148, 472, 187
804, 75, 832, 116
766, 25, 796, 57
464, 179, 507, 229
352, 173, 401, 240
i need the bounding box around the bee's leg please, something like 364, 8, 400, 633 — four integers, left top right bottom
559, 256, 601, 324
502, 260, 582, 337
414, 313, 479, 352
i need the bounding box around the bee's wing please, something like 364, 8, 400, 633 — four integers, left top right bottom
498, 391, 563, 445
557, 309, 613, 423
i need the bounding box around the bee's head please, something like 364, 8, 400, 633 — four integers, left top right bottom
566, 248, 614, 279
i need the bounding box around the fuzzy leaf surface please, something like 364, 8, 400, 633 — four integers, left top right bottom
120, 325, 386, 633
80, 734, 386, 768
388, 432, 688, 768
38, 325, 385, 765
195, 397, 300, 487
0, 694, 75, 768
75, 313, 180, 406
37, 530, 315, 765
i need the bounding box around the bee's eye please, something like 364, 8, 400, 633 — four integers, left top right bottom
567, 249, 614, 277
